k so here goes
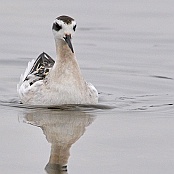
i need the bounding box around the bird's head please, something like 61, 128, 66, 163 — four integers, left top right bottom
52, 15, 77, 53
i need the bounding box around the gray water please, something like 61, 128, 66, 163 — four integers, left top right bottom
0, 0, 174, 174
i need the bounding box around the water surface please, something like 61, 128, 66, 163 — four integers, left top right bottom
0, 0, 174, 174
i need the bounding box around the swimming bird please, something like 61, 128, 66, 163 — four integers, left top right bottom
17, 15, 98, 105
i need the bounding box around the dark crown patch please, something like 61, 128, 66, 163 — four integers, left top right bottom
56, 15, 74, 24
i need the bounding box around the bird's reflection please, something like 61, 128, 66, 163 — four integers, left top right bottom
22, 108, 95, 174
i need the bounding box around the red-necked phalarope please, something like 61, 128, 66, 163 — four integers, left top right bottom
17, 15, 98, 105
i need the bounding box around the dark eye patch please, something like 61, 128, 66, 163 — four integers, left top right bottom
52, 22, 62, 31
73, 25, 76, 31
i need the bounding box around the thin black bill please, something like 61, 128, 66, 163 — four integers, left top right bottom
64, 35, 74, 53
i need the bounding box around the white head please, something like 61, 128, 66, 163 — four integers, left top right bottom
52, 15, 77, 53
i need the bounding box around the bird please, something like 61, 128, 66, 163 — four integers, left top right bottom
17, 15, 98, 105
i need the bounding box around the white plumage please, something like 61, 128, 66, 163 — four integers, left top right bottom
17, 15, 98, 105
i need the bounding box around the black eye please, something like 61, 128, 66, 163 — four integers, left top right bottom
52, 22, 62, 31
73, 25, 76, 31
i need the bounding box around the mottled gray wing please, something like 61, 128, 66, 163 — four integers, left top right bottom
24, 52, 55, 82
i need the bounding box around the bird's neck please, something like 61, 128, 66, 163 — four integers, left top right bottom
55, 39, 74, 62
49, 39, 84, 83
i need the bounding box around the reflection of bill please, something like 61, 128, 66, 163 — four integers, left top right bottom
23, 109, 95, 174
